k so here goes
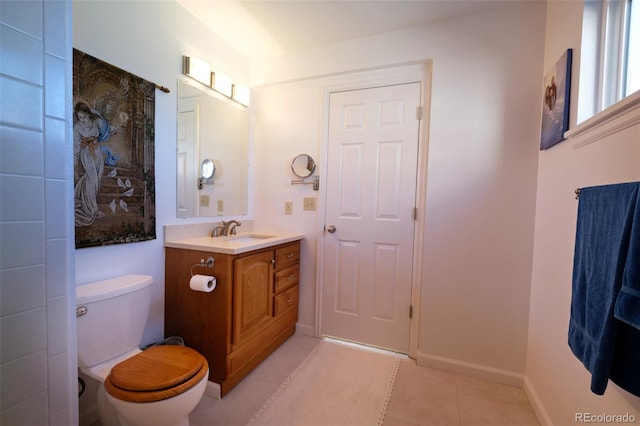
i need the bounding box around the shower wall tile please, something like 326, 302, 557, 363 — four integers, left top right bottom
45, 238, 69, 299
0, 78, 43, 131
0, 392, 48, 426
48, 351, 71, 412
44, 54, 65, 119
0, 222, 45, 269
45, 117, 66, 180
45, 179, 68, 239
0, 126, 44, 176
49, 404, 72, 426
0, 25, 43, 84
43, 0, 66, 58
0, 350, 47, 410
0, 265, 45, 316
1, 308, 46, 362
46, 295, 69, 356
0, 0, 43, 38
2, 0, 81, 423
0, 175, 44, 221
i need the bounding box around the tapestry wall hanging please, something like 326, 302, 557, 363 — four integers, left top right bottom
540, 48, 572, 150
73, 48, 156, 248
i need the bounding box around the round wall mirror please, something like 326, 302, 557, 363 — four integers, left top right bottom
291, 154, 316, 178
201, 158, 216, 179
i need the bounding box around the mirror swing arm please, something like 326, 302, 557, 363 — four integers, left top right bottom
291, 175, 319, 191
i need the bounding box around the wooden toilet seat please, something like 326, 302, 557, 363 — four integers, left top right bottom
105, 345, 208, 402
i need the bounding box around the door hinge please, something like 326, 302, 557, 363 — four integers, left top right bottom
416, 106, 424, 120
413, 207, 418, 221
409, 304, 413, 319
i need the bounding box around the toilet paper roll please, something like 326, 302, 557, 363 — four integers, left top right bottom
189, 275, 216, 293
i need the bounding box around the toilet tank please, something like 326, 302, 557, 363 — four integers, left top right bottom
76, 275, 153, 369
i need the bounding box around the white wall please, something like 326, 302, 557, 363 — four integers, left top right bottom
526, 1, 640, 424
72, 0, 250, 348
11, 1, 637, 424
252, 2, 546, 380
0, 1, 77, 424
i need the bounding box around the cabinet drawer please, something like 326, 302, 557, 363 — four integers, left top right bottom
274, 285, 299, 317
275, 242, 300, 270
274, 265, 299, 293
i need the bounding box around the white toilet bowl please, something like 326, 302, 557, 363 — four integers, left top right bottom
102, 345, 208, 426
76, 275, 209, 426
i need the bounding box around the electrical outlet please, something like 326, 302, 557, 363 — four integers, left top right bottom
284, 201, 293, 215
303, 197, 316, 211
217, 199, 224, 212
200, 195, 210, 207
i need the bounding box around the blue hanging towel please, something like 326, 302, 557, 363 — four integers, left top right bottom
569, 181, 640, 396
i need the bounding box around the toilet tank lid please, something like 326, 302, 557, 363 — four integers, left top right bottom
76, 275, 153, 304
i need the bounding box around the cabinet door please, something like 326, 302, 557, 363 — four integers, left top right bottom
233, 250, 274, 348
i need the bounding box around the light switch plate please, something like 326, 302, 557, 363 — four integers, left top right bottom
217, 199, 224, 212
285, 201, 293, 215
200, 195, 210, 207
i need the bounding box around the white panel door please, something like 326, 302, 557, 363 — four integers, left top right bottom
177, 109, 197, 218
323, 83, 421, 353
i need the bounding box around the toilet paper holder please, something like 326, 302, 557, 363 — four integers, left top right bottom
190, 256, 215, 276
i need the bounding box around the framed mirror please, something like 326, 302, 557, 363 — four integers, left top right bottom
291, 154, 316, 178
177, 79, 248, 217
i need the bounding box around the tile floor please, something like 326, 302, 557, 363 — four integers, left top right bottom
189, 334, 540, 426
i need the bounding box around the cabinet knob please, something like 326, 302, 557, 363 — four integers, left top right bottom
287, 296, 293, 303
287, 253, 294, 258
287, 275, 294, 280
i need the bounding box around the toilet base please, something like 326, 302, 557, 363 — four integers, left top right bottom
96, 385, 122, 426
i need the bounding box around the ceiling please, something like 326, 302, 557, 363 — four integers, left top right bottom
177, 0, 520, 58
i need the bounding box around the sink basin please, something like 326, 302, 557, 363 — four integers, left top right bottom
225, 234, 275, 243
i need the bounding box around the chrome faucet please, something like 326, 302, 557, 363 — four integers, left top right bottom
222, 220, 241, 236
210, 223, 225, 237
211, 220, 242, 237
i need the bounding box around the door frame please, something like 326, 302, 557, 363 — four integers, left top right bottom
314, 62, 432, 359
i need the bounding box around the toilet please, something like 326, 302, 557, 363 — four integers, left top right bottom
76, 275, 208, 426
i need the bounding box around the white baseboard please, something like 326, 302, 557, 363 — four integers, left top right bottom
523, 376, 553, 426
295, 323, 315, 336
204, 380, 221, 400
416, 351, 524, 387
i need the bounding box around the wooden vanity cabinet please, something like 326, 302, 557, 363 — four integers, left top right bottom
164, 240, 300, 396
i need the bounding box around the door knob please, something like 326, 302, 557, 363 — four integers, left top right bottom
326, 225, 336, 233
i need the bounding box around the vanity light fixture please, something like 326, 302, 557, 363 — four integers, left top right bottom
212, 71, 233, 98
183, 56, 211, 86
182, 55, 249, 107
232, 84, 250, 107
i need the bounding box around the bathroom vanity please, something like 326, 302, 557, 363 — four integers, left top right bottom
164, 232, 303, 396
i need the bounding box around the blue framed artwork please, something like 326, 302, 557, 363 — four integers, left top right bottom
540, 49, 572, 150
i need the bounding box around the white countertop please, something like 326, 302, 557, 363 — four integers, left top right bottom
164, 231, 305, 255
